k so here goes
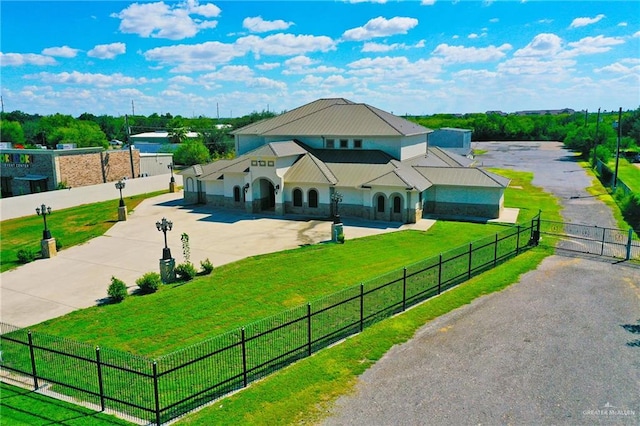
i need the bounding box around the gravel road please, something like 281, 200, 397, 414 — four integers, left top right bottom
322, 142, 640, 425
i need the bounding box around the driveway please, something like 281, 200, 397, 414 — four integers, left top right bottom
322, 142, 640, 425
0, 192, 433, 328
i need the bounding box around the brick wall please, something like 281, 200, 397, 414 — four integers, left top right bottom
57, 149, 140, 188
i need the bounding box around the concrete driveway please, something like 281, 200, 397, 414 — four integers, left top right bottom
0, 191, 433, 328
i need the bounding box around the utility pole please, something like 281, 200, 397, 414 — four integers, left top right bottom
125, 115, 135, 179
131, 100, 135, 116
613, 107, 622, 189
217, 102, 219, 120
592, 107, 601, 167
1, 95, 4, 114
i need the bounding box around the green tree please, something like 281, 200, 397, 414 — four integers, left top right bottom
48, 121, 108, 149
173, 139, 211, 165
0, 120, 26, 144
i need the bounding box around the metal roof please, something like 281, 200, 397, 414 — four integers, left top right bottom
284, 154, 338, 185
232, 98, 430, 137
415, 167, 509, 188
404, 147, 473, 167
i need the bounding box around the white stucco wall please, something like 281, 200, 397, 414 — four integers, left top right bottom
400, 134, 429, 160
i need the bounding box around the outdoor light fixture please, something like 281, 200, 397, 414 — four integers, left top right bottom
168, 163, 175, 183
115, 179, 126, 207
331, 192, 343, 223
244, 183, 250, 193
275, 184, 280, 194
36, 204, 53, 239
156, 217, 173, 260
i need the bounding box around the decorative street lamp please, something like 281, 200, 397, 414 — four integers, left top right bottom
168, 163, 175, 183
36, 204, 52, 239
115, 179, 126, 207
156, 217, 173, 260
331, 192, 343, 224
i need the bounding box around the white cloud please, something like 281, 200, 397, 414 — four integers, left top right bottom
342, 16, 418, 41
347, 0, 388, 3
25, 71, 161, 87
201, 65, 254, 82
111, 1, 220, 40
284, 55, 315, 67
618, 22, 628, 27
282, 56, 341, 75
236, 33, 336, 57
633, 31, 640, 38
421, 0, 436, 5
87, 43, 126, 59
565, 35, 624, 56
498, 56, 576, 76
432, 43, 511, 63
0, 52, 57, 67
514, 33, 563, 57
595, 62, 640, 75
42, 46, 79, 58
362, 42, 407, 52
143, 41, 246, 71
489, 18, 499, 23
243, 16, 294, 33
247, 77, 287, 91
256, 62, 281, 70
569, 14, 605, 29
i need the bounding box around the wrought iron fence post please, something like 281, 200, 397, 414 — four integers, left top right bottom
600, 227, 606, 256
307, 303, 312, 356
96, 347, 105, 411
437, 254, 442, 294
241, 328, 248, 387
516, 225, 521, 254
402, 268, 407, 311
467, 243, 473, 279
493, 233, 498, 267
153, 361, 161, 426
626, 228, 633, 260
27, 331, 39, 390
359, 284, 364, 332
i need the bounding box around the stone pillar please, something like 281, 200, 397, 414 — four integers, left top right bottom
159, 258, 176, 283
331, 223, 344, 243
118, 206, 128, 221
41, 238, 57, 258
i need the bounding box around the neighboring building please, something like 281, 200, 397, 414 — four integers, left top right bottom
428, 128, 472, 157
181, 98, 509, 223
140, 153, 174, 177
0, 147, 140, 197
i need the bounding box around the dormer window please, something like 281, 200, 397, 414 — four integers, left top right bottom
340, 139, 348, 148
354, 139, 362, 149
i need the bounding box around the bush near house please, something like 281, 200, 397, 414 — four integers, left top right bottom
136, 272, 162, 294
107, 276, 128, 303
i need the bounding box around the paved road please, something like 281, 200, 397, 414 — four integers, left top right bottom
322, 142, 640, 425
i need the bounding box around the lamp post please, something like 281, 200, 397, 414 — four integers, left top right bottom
613, 107, 622, 189
156, 217, 173, 260
331, 192, 343, 224
168, 163, 177, 192
115, 179, 126, 207
168, 163, 175, 183
36, 204, 52, 240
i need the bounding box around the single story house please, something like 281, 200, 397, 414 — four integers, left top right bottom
180, 98, 509, 223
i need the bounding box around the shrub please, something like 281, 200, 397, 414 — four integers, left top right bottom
136, 272, 162, 294
107, 276, 128, 302
16, 249, 36, 264
200, 258, 214, 275
337, 232, 345, 244
175, 262, 197, 281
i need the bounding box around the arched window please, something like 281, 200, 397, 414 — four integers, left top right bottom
293, 188, 303, 207
393, 195, 401, 213
377, 195, 385, 213
233, 186, 241, 202
308, 189, 318, 208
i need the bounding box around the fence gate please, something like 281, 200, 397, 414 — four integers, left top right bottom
540, 220, 640, 260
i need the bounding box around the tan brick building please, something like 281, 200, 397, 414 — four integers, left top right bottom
0, 147, 140, 197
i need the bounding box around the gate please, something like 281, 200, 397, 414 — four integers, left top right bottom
540, 220, 640, 260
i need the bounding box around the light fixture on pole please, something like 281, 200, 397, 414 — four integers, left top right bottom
156, 217, 173, 260
115, 179, 126, 207
36, 204, 52, 239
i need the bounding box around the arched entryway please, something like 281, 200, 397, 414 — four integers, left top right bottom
255, 178, 277, 212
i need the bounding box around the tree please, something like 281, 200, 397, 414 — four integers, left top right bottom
168, 126, 188, 144
0, 120, 26, 144
173, 139, 211, 165
48, 121, 108, 149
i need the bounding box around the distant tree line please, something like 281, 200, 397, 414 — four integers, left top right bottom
0, 109, 277, 164
408, 108, 640, 162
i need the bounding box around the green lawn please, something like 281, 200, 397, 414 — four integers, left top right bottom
0, 382, 131, 426
608, 157, 640, 192
0, 190, 167, 273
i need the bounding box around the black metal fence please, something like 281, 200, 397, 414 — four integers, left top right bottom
539, 219, 640, 260
1, 216, 540, 425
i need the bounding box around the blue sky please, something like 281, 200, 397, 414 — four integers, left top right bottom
1, 1, 639, 118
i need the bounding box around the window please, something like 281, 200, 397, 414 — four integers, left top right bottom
234, 186, 241, 202
377, 195, 385, 213
293, 188, 303, 207
393, 196, 401, 213
340, 139, 348, 148
308, 189, 319, 208
326, 139, 335, 148
354, 139, 362, 149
